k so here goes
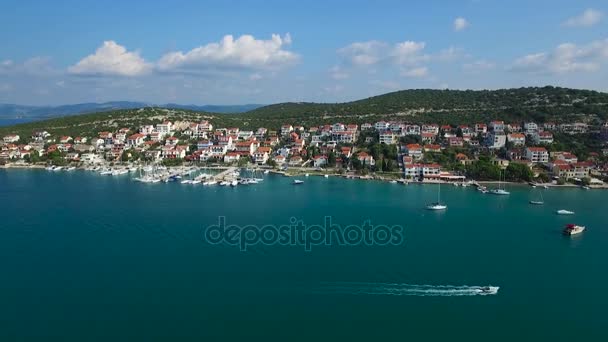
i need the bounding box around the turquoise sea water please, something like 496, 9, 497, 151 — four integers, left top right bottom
1, 170, 607, 341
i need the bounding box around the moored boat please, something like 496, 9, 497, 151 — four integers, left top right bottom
293, 179, 304, 185
563, 224, 585, 236
557, 209, 575, 215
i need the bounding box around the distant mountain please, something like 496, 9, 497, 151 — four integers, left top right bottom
0, 102, 264, 124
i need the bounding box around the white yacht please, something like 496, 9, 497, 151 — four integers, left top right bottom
489, 170, 510, 195
557, 209, 575, 215
426, 183, 447, 210
293, 179, 304, 185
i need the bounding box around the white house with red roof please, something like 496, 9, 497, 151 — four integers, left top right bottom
405, 144, 423, 159
223, 152, 240, 163
127, 133, 146, 147
313, 155, 328, 167
507, 133, 526, 146
526, 147, 549, 163
533, 131, 554, 144
357, 152, 375, 166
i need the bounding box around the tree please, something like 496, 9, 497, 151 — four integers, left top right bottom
505, 163, 533, 182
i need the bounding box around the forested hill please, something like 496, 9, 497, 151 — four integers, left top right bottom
1, 87, 607, 138
241, 87, 608, 125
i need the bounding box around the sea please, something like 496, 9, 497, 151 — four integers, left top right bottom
0, 169, 607, 341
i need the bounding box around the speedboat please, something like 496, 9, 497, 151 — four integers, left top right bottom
529, 200, 544, 205
52, 166, 63, 171
582, 186, 590, 190
389, 180, 397, 184
543, 185, 549, 189
293, 179, 304, 185
231, 180, 238, 187
489, 189, 510, 195
305, 173, 309, 177
563, 224, 585, 236
220, 181, 229, 186
557, 209, 575, 215
426, 202, 447, 210
66, 166, 76, 171
478, 286, 499, 295
45, 166, 55, 171
263, 170, 270, 174
325, 175, 329, 178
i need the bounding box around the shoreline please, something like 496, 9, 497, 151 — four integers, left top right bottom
2, 162, 607, 189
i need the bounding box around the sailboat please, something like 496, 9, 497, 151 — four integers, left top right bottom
529, 189, 544, 205
489, 170, 510, 195
426, 183, 447, 210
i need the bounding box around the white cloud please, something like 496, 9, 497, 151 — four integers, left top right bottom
157, 34, 298, 73
323, 84, 344, 94
391, 41, 428, 65
563, 9, 603, 27
511, 39, 608, 74
400, 66, 429, 78
338, 40, 387, 66
329, 66, 349, 80
453, 17, 470, 31
0, 57, 57, 76
68, 41, 152, 76
463, 60, 496, 72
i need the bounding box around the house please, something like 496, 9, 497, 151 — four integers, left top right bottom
217, 136, 234, 150
421, 133, 435, 144
161, 146, 186, 159
165, 136, 179, 146
357, 152, 375, 166
144, 150, 162, 161
423, 144, 441, 153
255, 127, 268, 139
140, 125, 155, 135
374, 121, 390, 130
507, 148, 524, 161
572, 162, 593, 178
31, 131, 50, 141
65, 152, 80, 161
361, 123, 373, 130
81, 153, 104, 164
405, 125, 421, 136
458, 125, 473, 137
379, 130, 396, 145
281, 125, 294, 136
289, 155, 303, 166
346, 124, 358, 132
422, 124, 440, 135
526, 147, 549, 164
197, 140, 213, 150
448, 137, 464, 147
559, 123, 588, 135
200, 120, 213, 132
487, 132, 506, 149
340, 146, 352, 158
114, 132, 127, 143
210, 145, 228, 157
404, 163, 441, 179
332, 123, 346, 132
533, 131, 554, 144
507, 123, 522, 132
490, 121, 505, 132
223, 152, 241, 163
254, 147, 272, 165
127, 133, 146, 147
475, 123, 487, 134
543, 122, 556, 131
405, 144, 423, 159
73, 144, 95, 153
552, 163, 575, 179
150, 132, 162, 142
507, 133, 526, 146
99, 132, 113, 139
235, 140, 258, 156
600, 122, 608, 141
156, 121, 173, 136
332, 131, 356, 143
74, 137, 87, 144
456, 153, 471, 165
313, 155, 328, 167
273, 155, 286, 164
523, 122, 538, 134
553, 152, 578, 164
3, 135, 20, 143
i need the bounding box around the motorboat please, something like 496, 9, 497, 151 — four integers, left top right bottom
529, 201, 544, 205
426, 203, 447, 210
478, 286, 499, 295
65, 166, 76, 171
489, 189, 510, 195
563, 224, 585, 236
293, 179, 304, 185
230, 180, 238, 187
557, 209, 575, 215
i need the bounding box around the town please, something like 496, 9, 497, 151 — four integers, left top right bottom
2, 117, 608, 187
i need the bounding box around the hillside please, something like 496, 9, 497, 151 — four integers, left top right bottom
1, 87, 607, 139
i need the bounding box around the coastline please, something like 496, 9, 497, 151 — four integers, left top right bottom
2, 162, 607, 189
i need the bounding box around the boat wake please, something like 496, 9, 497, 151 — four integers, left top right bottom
315, 282, 499, 297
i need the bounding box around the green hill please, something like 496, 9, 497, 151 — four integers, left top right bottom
1, 86, 607, 139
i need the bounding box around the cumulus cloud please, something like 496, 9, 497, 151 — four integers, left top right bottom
157, 34, 298, 73
391, 41, 428, 65
0, 57, 57, 76
337, 40, 387, 66
511, 39, 608, 74
453, 17, 470, 31
400, 66, 429, 78
563, 9, 603, 27
68, 41, 152, 76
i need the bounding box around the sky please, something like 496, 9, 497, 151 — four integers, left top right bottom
0, 0, 607, 106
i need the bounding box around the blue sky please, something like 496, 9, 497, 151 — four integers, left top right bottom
0, 0, 607, 105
